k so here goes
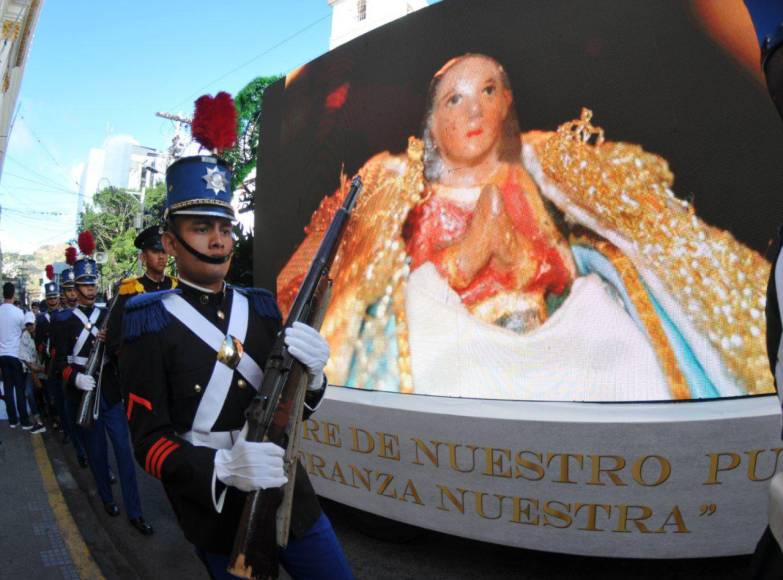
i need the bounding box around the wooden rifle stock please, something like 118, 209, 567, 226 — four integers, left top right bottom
228, 176, 362, 579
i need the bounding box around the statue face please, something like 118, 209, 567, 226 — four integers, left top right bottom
430, 56, 512, 169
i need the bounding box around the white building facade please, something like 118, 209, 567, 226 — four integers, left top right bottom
0, 0, 43, 282
77, 136, 169, 213
0, 0, 43, 179
328, 0, 428, 50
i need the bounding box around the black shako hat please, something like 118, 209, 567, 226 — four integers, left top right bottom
134, 225, 164, 251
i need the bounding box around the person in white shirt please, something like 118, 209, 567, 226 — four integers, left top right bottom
19, 311, 45, 434
0, 282, 29, 428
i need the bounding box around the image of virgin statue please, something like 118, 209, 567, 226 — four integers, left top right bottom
277, 53, 773, 402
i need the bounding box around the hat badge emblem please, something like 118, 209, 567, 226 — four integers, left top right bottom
203, 166, 228, 195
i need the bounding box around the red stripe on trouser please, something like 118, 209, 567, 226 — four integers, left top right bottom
154, 443, 180, 478
148, 441, 175, 478
145, 438, 169, 474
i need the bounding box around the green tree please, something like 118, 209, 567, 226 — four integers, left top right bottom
76, 75, 281, 289
222, 74, 282, 286
223, 74, 282, 211
78, 183, 168, 286
144, 182, 167, 224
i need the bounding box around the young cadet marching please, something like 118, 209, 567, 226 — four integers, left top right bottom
54, 234, 153, 535
50, 257, 88, 467
35, 273, 63, 430
120, 94, 353, 580
120, 225, 178, 295
104, 225, 177, 400
60, 252, 78, 308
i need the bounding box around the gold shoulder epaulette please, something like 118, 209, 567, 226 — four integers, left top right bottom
119, 277, 145, 296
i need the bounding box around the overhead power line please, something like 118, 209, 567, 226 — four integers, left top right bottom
3, 171, 80, 196
6, 155, 75, 191
2, 206, 65, 216
16, 109, 63, 168
170, 12, 330, 110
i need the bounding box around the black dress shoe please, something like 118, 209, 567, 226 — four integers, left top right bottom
77, 455, 88, 469
129, 517, 154, 536
103, 502, 120, 517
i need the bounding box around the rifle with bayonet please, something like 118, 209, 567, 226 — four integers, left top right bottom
228, 175, 362, 579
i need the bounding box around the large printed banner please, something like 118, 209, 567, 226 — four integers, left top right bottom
256, 0, 783, 556
301, 391, 782, 558
256, 0, 783, 403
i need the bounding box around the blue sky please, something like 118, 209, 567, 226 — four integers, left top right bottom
1, 0, 334, 253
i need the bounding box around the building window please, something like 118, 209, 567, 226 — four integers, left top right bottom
357, 0, 367, 21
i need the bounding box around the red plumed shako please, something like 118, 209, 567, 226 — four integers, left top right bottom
65, 246, 77, 266
77, 230, 95, 256
191, 91, 237, 153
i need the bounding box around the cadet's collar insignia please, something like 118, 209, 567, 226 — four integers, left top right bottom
202, 166, 228, 195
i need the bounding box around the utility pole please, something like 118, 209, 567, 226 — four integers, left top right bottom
155, 111, 193, 160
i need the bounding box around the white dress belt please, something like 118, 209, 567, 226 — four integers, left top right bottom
180, 429, 239, 450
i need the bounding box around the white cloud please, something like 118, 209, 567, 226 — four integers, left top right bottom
103, 134, 138, 148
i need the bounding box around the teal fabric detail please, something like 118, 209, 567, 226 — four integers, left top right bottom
645, 289, 718, 398
346, 302, 400, 392
571, 244, 717, 398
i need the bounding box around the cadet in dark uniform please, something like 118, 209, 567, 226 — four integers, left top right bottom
56, 241, 153, 535
36, 278, 64, 430
121, 154, 352, 579
127, 225, 177, 292
105, 225, 177, 401
50, 263, 88, 466
60, 262, 78, 309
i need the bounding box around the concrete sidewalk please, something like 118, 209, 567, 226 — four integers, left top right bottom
45, 416, 208, 580
0, 418, 100, 579
0, 399, 207, 580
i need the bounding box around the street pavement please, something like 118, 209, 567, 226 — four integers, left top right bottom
1, 406, 758, 579
0, 418, 87, 579
44, 418, 208, 579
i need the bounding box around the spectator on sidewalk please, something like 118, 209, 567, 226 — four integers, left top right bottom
19, 311, 46, 434
0, 282, 30, 429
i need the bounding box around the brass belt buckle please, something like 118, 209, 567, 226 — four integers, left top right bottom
217, 335, 244, 369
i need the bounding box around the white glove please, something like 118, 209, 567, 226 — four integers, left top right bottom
214, 426, 287, 492
75, 373, 96, 392
284, 321, 329, 391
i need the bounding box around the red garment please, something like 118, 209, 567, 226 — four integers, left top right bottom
404, 168, 570, 306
